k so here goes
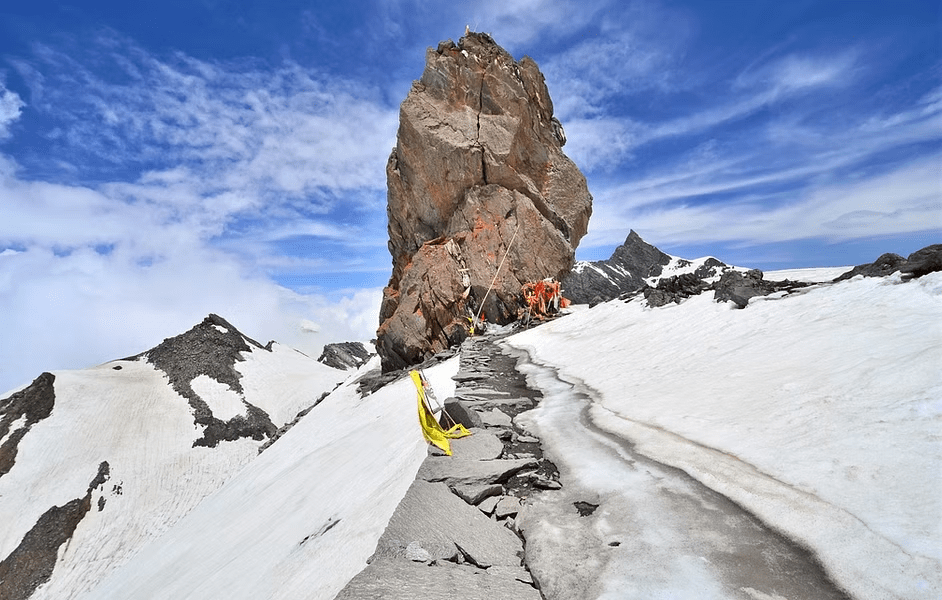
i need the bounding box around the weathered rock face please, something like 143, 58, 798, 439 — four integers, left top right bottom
377, 32, 593, 372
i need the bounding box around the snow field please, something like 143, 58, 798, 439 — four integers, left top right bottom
82, 356, 460, 600
0, 359, 259, 599
507, 271, 942, 599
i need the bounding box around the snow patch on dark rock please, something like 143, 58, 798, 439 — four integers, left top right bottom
134, 314, 276, 448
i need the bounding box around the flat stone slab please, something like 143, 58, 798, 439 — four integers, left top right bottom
371, 480, 522, 568
459, 387, 511, 397
478, 495, 500, 515
418, 457, 537, 487
480, 408, 513, 428
335, 558, 542, 599
495, 496, 522, 519
456, 395, 534, 408
449, 430, 504, 460
452, 482, 503, 505
452, 372, 492, 382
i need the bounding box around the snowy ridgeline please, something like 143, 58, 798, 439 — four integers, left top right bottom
505, 270, 942, 599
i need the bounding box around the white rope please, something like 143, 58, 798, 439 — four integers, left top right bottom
474, 223, 520, 324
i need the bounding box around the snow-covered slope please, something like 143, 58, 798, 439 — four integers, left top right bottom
81, 356, 458, 600
0, 316, 350, 600
505, 270, 942, 599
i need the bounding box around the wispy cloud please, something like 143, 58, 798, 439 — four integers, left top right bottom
0, 33, 399, 392
6, 31, 398, 266
0, 81, 24, 139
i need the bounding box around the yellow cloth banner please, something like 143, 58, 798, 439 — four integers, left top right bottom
411, 370, 471, 456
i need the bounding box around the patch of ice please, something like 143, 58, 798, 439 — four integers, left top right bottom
212, 324, 228, 334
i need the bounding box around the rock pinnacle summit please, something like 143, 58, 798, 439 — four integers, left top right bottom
377, 32, 593, 372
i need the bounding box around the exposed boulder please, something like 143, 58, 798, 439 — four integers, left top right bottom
833, 244, 942, 282
643, 272, 710, 307
562, 230, 672, 305
834, 253, 906, 282
317, 342, 373, 370
441, 397, 484, 429
901, 244, 942, 280
377, 32, 593, 372
713, 270, 810, 308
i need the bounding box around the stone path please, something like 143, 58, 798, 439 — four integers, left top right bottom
337, 329, 856, 600
335, 335, 559, 599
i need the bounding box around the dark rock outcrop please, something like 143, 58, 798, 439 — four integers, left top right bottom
0, 461, 110, 600
834, 244, 942, 282
377, 32, 593, 372
833, 253, 906, 282
902, 244, 942, 279
643, 272, 710, 307
562, 230, 672, 305
0, 372, 56, 479
713, 270, 810, 309
317, 342, 373, 370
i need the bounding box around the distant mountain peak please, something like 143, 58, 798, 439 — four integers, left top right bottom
134, 314, 277, 448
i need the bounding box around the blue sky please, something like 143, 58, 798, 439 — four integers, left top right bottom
0, 0, 939, 391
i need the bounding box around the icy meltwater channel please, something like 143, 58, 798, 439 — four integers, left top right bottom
506, 271, 942, 600
511, 352, 848, 600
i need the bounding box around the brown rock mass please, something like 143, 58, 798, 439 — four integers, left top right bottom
377, 32, 593, 372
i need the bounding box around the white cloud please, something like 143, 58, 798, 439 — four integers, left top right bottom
468, 0, 609, 48
0, 241, 383, 394
0, 36, 398, 393
583, 154, 942, 250
0, 82, 24, 139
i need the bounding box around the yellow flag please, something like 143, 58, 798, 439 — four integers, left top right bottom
411, 370, 471, 455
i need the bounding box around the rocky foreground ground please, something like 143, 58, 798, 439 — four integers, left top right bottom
336, 334, 559, 599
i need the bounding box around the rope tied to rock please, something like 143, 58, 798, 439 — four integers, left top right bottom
472, 222, 520, 330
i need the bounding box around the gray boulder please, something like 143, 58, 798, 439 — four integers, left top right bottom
440, 397, 483, 429
834, 253, 906, 282
317, 342, 373, 370
901, 244, 942, 280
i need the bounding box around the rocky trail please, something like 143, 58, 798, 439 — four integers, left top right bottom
336, 333, 559, 599
339, 326, 854, 599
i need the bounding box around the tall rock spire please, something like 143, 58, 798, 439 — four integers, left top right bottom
377, 32, 593, 372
